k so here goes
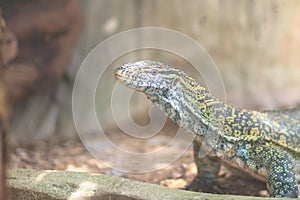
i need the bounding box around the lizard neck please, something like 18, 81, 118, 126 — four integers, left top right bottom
145, 73, 227, 140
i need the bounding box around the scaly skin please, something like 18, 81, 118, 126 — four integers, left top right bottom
114, 60, 300, 198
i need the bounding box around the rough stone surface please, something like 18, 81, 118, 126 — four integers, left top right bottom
7, 169, 274, 200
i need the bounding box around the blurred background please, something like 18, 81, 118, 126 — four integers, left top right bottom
1, 0, 300, 196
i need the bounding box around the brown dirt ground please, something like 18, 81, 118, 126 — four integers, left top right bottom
8, 127, 273, 198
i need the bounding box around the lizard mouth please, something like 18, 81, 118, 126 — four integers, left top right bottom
114, 68, 135, 87
114, 68, 126, 82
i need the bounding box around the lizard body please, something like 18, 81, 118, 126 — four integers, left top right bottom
114, 60, 300, 198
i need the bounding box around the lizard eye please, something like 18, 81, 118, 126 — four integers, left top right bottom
151, 69, 158, 76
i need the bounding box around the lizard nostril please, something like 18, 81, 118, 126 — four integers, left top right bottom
172, 77, 179, 87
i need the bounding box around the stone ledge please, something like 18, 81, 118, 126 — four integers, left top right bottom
7, 169, 274, 200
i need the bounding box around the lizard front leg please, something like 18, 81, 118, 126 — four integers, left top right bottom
229, 142, 300, 198
250, 146, 299, 198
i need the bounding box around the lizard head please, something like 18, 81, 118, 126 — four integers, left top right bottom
114, 60, 183, 94
114, 60, 188, 122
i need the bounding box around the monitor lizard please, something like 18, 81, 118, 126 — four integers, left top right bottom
114, 60, 300, 198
